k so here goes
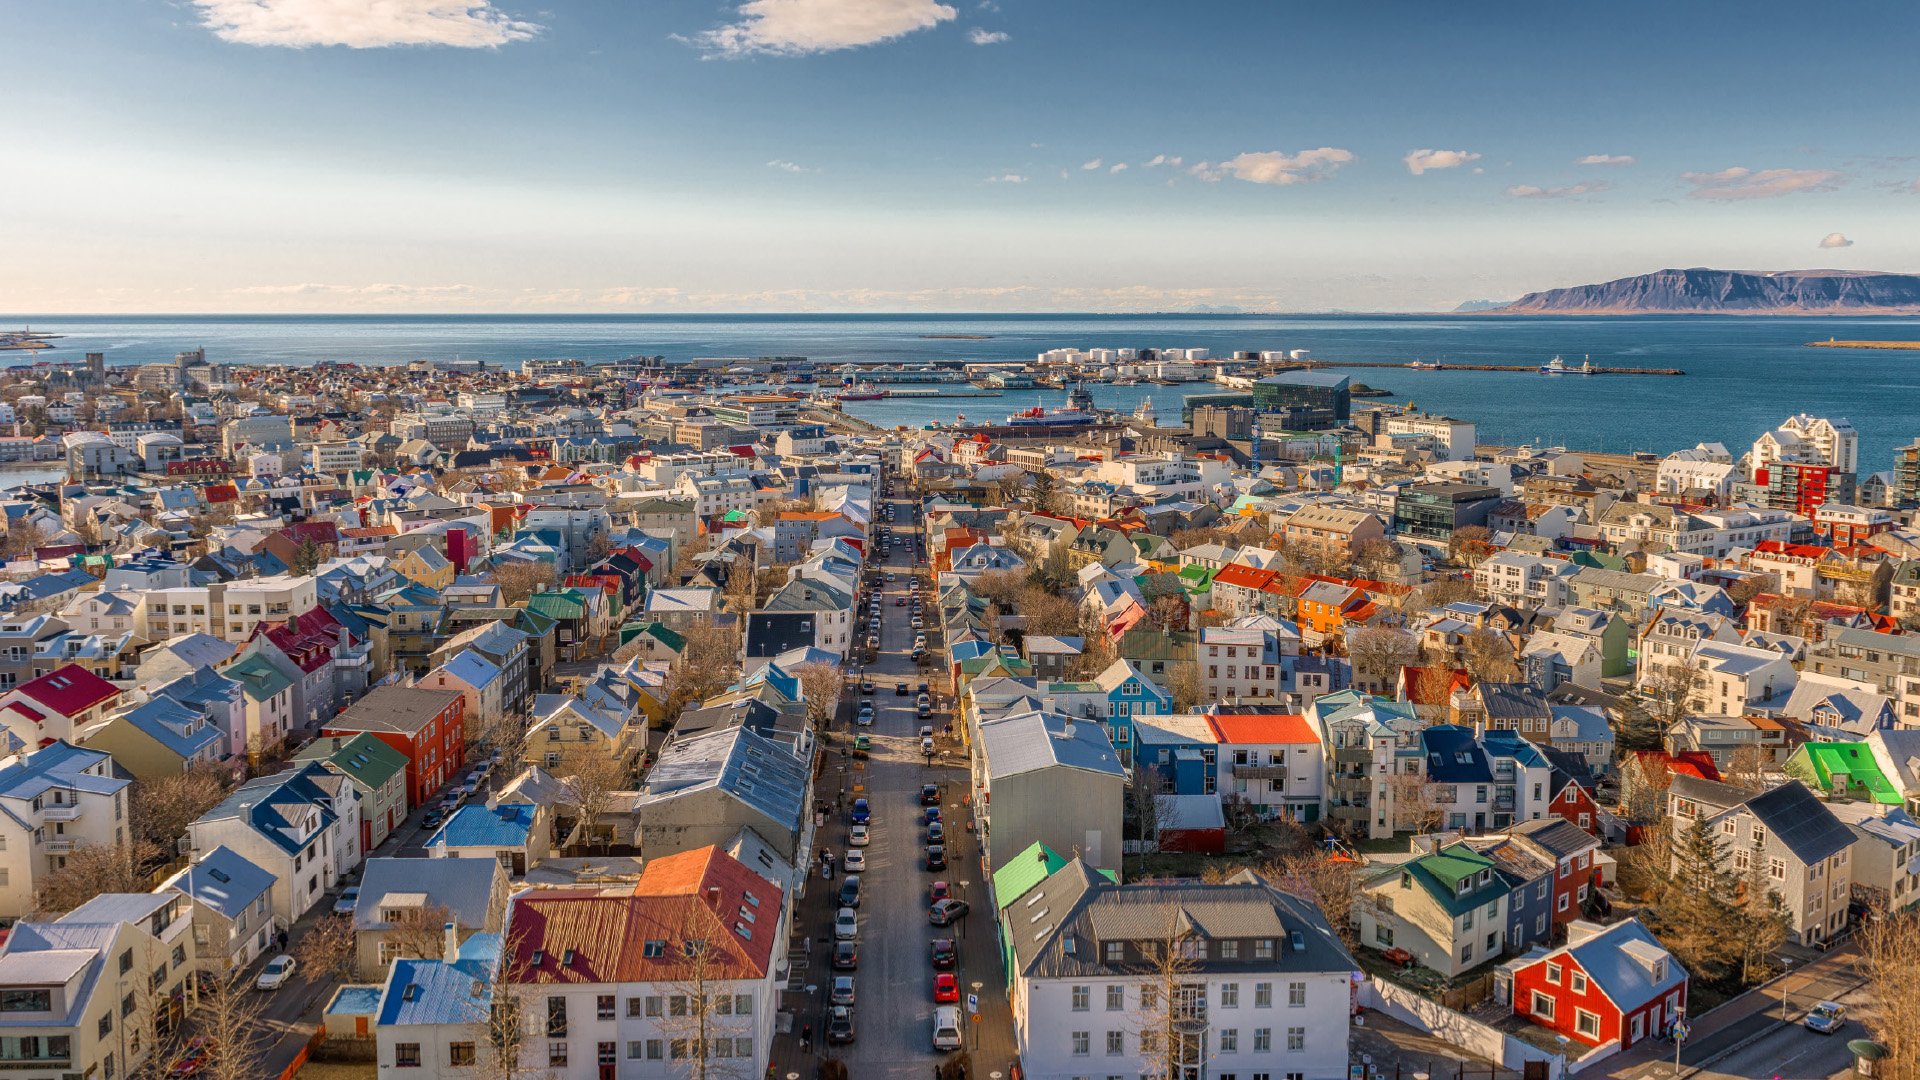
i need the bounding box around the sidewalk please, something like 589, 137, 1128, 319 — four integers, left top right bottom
1602, 945, 1862, 1078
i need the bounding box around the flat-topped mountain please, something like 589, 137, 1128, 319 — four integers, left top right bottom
1487, 268, 1920, 314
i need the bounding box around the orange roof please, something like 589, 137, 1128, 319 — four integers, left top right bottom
778, 511, 842, 522
1205, 712, 1318, 745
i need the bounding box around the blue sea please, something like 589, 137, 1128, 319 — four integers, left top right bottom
7, 312, 1919, 470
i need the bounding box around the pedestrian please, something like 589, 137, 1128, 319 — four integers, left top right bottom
801, 1023, 812, 1052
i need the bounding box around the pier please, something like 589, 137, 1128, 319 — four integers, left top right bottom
1280, 360, 1685, 376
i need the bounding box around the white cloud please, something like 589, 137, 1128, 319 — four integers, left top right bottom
1403, 148, 1481, 175
1505, 181, 1612, 199
234, 282, 479, 301
1680, 166, 1845, 200
690, 0, 957, 57
766, 160, 816, 173
1190, 147, 1354, 186
1575, 153, 1636, 166
985, 173, 1027, 183
967, 27, 1008, 44
1819, 232, 1854, 248
1143, 154, 1183, 168
1080, 158, 1103, 171
191, 0, 538, 48
1109, 162, 1128, 174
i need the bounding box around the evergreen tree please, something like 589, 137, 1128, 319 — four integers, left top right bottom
1648, 817, 1741, 982
1734, 832, 1791, 985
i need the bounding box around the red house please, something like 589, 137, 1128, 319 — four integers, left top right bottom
1507, 817, 1603, 928
1511, 918, 1688, 1052
321, 685, 465, 808
0, 664, 123, 746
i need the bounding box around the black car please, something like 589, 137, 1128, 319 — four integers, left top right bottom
896, 681, 909, 696
833, 941, 858, 970
919, 784, 941, 806
838, 874, 863, 909
926, 844, 947, 871
930, 938, 957, 970
827, 1005, 856, 1045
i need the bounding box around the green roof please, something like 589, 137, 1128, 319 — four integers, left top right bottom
1176, 565, 1216, 593
619, 620, 686, 651
526, 590, 587, 620
993, 841, 1115, 911
227, 654, 294, 702
1395, 843, 1508, 916
1571, 550, 1629, 571
1791, 742, 1903, 805
294, 732, 407, 791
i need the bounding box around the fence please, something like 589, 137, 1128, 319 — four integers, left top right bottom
1359, 978, 1567, 1076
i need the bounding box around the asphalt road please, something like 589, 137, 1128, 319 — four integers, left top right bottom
803, 493, 1016, 1078
1686, 982, 1869, 1080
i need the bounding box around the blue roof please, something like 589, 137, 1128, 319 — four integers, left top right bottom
376, 933, 501, 1027
116, 696, 224, 760
1479, 729, 1552, 768
327, 985, 385, 1017
164, 845, 275, 919
0, 741, 124, 808
1421, 724, 1494, 783
438, 649, 503, 690
426, 802, 536, 850
200, 762, 341, 855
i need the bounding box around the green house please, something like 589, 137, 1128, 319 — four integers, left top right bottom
1786, 742, 1903, 806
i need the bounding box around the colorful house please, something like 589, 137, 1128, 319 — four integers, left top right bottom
1508, 918, 1687, 1051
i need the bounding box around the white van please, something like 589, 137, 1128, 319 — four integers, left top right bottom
931, 1005, 963, 1051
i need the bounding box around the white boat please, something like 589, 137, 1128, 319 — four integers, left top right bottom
1540, 355, 1568, 375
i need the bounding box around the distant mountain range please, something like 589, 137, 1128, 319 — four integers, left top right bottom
1480, 268, 1920, 314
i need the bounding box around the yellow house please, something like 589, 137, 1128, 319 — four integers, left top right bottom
523, 695, 639, 772
390, 543, 455, 591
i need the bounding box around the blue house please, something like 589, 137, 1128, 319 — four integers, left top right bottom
1418, 724, 1497, 832
1133, 713, 1221, 797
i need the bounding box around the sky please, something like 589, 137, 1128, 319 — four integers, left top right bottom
3, 0, 1919, 314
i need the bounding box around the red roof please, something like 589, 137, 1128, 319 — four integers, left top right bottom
11, 664, 120, 718
503, 846, 780, 985
1205, 713, 1318, 745
1211, 564, 1279, 592
280, 520, 340, 545
254, 607, 348, 674
1633, 749, 1722, 782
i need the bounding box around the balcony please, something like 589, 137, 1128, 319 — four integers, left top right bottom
40, 838, 75, 853
1235, 766, 1289, 781
39, 804, 82, 823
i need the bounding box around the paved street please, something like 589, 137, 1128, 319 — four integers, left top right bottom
773, 489, 1019, 1080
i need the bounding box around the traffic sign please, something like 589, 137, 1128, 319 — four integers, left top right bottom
967, 993, 979, 1013
1671, 1019, 1690, 1041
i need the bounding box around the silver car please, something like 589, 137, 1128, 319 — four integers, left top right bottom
830, 975, 856, 1006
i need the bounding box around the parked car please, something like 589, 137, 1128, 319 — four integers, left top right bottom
930, 938, 956, 970
921, 735, 936, 755
926, 844, 947, 871
927, 821, 944, 844
1805, 1001, 1846, 1034
933, 972, 959, 1003
894, 596, 906, 606
842, 849, 866, 872
834, 907, 859, 940
833, 941, 858, 970
925, 806, 942, 825
896, 681, 909, 696
167, 1036, 217, 1077
860, 677, 874, 694
827, 1005, 856, 1044
838, 875, 863, 908
849, 824, 870, 847
930, 880, 949, 902
930, 899, 970, 926
830, 975, 856, 1006
850, 798, 871, 824
255, 954, 297, 991
920, 783, 941, 805
332, 886, 360, 915
856, 704, 874, 726
422, 809, 444, 828
932, 1005, 964, 1051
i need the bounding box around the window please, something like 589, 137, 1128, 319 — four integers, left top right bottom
394, 1043, 422, 1068
735, 993, 752, 1015
644, 996, 663, 1017
1576, 1009, 1601, 1039
669, 995, 688, 1017
1770, 858, 1787, 881
627, 1041, 645, 1060
646, 1040, 664, 1060
1220, 983, 1239, 1008
1255, 938, 1275, 959
1570, 973, 1588, 995
627, 998, 642, 1018
448, 1043, 475, 1067
1287, 1027, 1305, 1052
596, 995, 614, 1020
1106, 1030, 1124, 1055
1220, 1028, 1238, 1053
1072, 985, 1089, 1011
545, 997, 567, 1037
1105, 941, 1124, 962
1219, 939, 1239, 959
1106, 985, 1124, 1011
1287, 982, 1305, 1007
1546, 963, 1562, 985
1253, 1028, 1272, 1053
1254, 982, 1273, 1008
1071, 1031, 1089, 1057
1530, 991, 1555, 1020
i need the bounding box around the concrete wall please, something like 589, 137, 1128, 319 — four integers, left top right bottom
1358, 978, 1574, 1075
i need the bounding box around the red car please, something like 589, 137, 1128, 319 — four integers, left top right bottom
930, 881, 950, 903
168, 1037, 218, 1077
933, 972, 959, 1003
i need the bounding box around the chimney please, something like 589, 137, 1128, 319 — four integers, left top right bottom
1061, 719, 1076, 739
443, 921, 460, 962
706, 886, 722, 910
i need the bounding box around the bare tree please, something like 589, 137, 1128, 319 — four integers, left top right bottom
969, 569, 1028, 610
556, 746, 630, 853
120, 939, 190, 1080
294, 912, 359, 986
794, 661, 845, 730
1416, 576, 1476, 611
1351, 538, 1403, 582
1722, 744, 1772, 791
35, 840, 163, 915
1262, 853, 1360, 951
1638, 661, 1702, 740
131, 765, 229, 854
1018, 588, 1082, 638
193, 973, 270, 1080
1346, 626, 1419, 695
1165, 662, 1203, 713
1385, 770, 1443, 835
1460, 629, 1519, 683
1142, 594, 1190, 634
1448, 525, 1495, 568
2, 519, 53, 559
655, 924, 757, 1080
665, 623, 743, 718
493, 560, 558, 605
1128, 769, 1176, 849
1861, 914, 1920, 1076
1129, 912, 1208, 1080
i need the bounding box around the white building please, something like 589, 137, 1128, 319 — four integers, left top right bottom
1007, 862, 1356, 1080
0, 742, 131, 926
187, 762, 359, 925
1475, 552, 1580, 609
137, 576, 320, 643
1750, 414, 1859, 480
1657, 443, 1737, 500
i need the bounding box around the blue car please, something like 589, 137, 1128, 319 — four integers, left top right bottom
924, 806, 942, 825
850, 798, 871, 825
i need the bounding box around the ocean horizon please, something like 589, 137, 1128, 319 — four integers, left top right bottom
6, 312, 1917, 469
